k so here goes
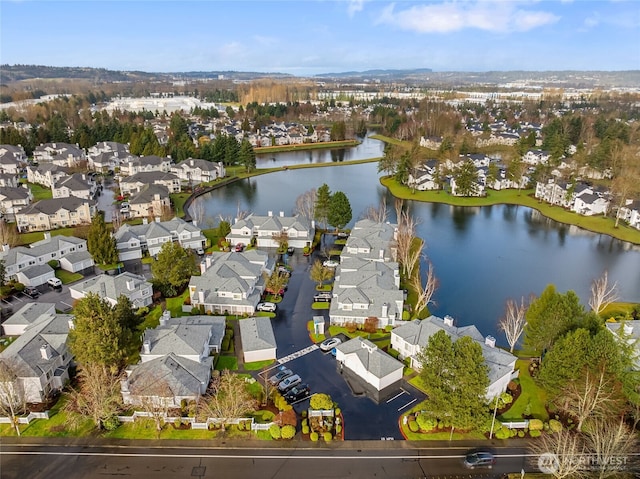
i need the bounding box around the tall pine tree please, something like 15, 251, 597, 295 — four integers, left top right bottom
87, 212, 118, 266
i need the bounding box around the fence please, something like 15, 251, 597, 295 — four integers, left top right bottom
116, 412, 274, 431
0, 411, 49, 425
501, 420, 529, 429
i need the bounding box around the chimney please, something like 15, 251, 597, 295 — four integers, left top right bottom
279, 211, 284, 217
268, 211, 273, 217
143, 218, 148, 225
44, 231, 51, 241
192, 220, 198, 228
311, 220, 315, 229
198, 290, 205, 304
126, 279, 135, 291
160, 309, 170, 325
200, 260, 207, 275
381, 303, 388, 318
443, 315, 454, 327
190, 159, 194, 166
40, 344, 52, 360
1, 244, 9, 253
142, 338, 151, 354
379, 249, 384, 260
485, 335, 496, 348
624, 323, 633, 336
68, 319, 75, 330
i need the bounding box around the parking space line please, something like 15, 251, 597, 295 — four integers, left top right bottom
397, 398, 417, 411
276, 344, 319, 365
386, 391, 407, 403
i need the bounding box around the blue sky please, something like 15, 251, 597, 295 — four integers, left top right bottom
1, 1, 638, 74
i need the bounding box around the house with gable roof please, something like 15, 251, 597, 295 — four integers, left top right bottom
238, 316, 277, 362
33, 142, 86, 167
0, 313, 74, 403
407, 159, 441, 191
571, 189, 610, 216
335, 337, 404, 397
26, 163, 69, 188
0, 144, 27, 174
15, 197, 96, 232
0, 185, 33, 220
188, 250, 273, 315
127, 184, 172, 219
227, 211, 313, 249
51, 173, 97, 200
119, 171, 181, 196
70, 272, 153, 308
605, 321, 640, 369
391, 316, 518, 399
120, 155, 171, 176
2, 303, 57, 336
617, 199, 640, 231
87, 141, 134, 172
171, 158, 226, 184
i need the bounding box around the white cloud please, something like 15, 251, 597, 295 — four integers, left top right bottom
347, 0, 366, 17
377, 1, 559, 33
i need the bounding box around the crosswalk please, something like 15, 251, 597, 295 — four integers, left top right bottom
276, 344, 319, 365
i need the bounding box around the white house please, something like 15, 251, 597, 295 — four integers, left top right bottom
171, 158, 226, 184
0, 185, 32, 221
33, 142, 85, 167
15, 197, 96, 232
0, 144, 27, 174
120, 155, 171, 176
70, 272, 153, 308
238, 316, 277, 363
227, 212, 313, 249
1, 303, 57, 336
119, 171, 181, 196
335, 337, 404, 392
617, 199, 640, 231
51, 173, 96, 200
127, 184, 171, 219
26, 163, 69, 188
390, 316, 518, 400
572, 191, 610, 216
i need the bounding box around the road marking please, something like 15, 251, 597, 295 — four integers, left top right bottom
386, 391, 407, 403
397, 398, 417, 411
276, 344, 319, 365
60, 301, 73, 309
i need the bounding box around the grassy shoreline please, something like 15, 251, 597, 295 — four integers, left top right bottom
254, 139, 359, 154
381, 176, 640, 245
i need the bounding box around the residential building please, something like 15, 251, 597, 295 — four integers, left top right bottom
33, 142, 86, 167
390, 316, 518, 399
171, 158, 226, 184
238, 316, 277, 362
70, 272, 153, 308
0, 173, 19, 188
227, 212, 313, 249
87, 141, 133, 172
407, 160, 440, 191
15, 197, 96, 232
339, 219, 397, 263
0, 144, 27, 175
119, 171, 181, 196
52, 173, 97, 200
605, 321, 640, 369
617, 199, 640, 231
114, 217, 205, 261
522, 149, 551, 166
0, 185, 32, 220
2, 303, 56, 336
188, 250, 273, 315
26, 163, 69, 188
128, 184, 171, 219
120, 155, 171, 176
0, 313, 73, 403
419, 136, 443, 150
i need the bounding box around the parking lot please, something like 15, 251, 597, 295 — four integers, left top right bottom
254, 246, 425, 440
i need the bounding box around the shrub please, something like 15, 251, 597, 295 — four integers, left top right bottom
345, 321, 358, 333
310, 432, 319, 442
549, 419, 563, 433
334, 407, 341, 416
416, 414, 437, 432
310, 393, 333, 410
495, 427, 510, 439
529, 429, 542, 438
323, 432, 332, 442
529, 419, 544, 431
269, 424, 281, 440
302, 425, 310, 434
301, 410, 307, 418
281, 425, 296, 439
102, 415, 120, 431
174, 418, 182, 428
518, 431, 525, 438
335, 424, 342, 434
221, 336, 231, 351
543, 422, 550, 431
500, 392, 513, 405
507, 380, 518, 392
408, 420, 419, 433
302, 418, 308, 427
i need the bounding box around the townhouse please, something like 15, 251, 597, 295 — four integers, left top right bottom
87, 141, 134, 172
227, 212, 313, 250
0, 144, 27, 174
127, 184, 172, 219
119, 171, 181, 196
51, 173, 97, 200
33, 142, 86, 167
15, 197, 96, 232
70, 271, 153, 308
26, 163, 69, 188
170, 158, 225, 184
120, 155, 171, 176
0, 185, 32, 220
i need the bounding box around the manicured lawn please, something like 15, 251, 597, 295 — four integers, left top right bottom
215, 355, 238, 371
600, 302, 639, 320
165, 290, 189, 318
170, 192, 191, 218
138, 305, 163, 332
244, 359, 275, 371
55, 269, 83, 284
498, 359, 549, 422
409, 374, 430, 394
102, 419, 217, 440
97, 262, 124, 271
27, 182, 53, 201
17, 227, 80, 246
311, 302, 329, 310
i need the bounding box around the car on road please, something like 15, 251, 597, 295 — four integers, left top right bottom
322, 259, 339, 268
234, 243, 245, 252
278, 374, 302, 392
320, 337, 342, 352
24, 286, 40, 298
284, 384, 310, 402
268, 368, 293, 386
314, 292, 332, 302
47, 277, 63, 290
256, 302, 277, 313
463, 449, 496, 469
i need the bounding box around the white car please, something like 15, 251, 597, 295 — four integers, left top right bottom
47, 277, 63, 289
323, 260, 339, 268
320, 337, 342, 352
256, 302, 277, 312
278, 374, 302, 392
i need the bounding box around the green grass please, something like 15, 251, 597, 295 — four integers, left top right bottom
215, 355, 238, 371
244, 359, 275, 371
141, 256, 154, 264
409, 374, 430, 394
382, 176, 640, 245
97, 262, 124, 271
102, 419, 217, 440
498, 359, 549, 422
165, 290, 189, 318
27, 182, 53, 201
138, 305, 163, 332
311, 302, 330, 310
307, 320, 326, 343
170, 192, 191, 218
17, 227, 80, 246
600, 302, 639, 320
55, 269, 83, 284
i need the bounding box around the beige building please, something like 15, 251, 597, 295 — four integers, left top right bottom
15, 197, 96, 232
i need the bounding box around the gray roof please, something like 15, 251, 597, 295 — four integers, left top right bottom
343, 219, 397, 260
121, 171, 178, 184
336, 337, 403, 379
114, 217, 203, 244
0, 314, 72, 378
143, 315, 225, 357
1, 235, 87, 270
127, 155, 169, 166
18, 197, 95, 216
393, 317, 517, 384
54, 173, 91, 191
2, 303, 57, 330
71, 272, 150, 302
0, 186, 30, 200
19, 263, 54, 279
232, 213, 311, 235
173, 158, 219, 172
239, 317, 276, 352
127, 353, 213, 398
129, 184, 170, 204
61, 249, 93, 265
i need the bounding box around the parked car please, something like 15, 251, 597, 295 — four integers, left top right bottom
195, 247, 205, 256
278, 374, 302, 392
120, 202, 130, 212
47, 277, 63, 289
24, 286, 40, 298
323, 259, 339, 268
463, 449, 496, 469
284, 384, 310, 402
337, 232, 349, 239
314, 292, 332, 302
277, 266, 291, 276
320, 337, 342, 352
268, 368, 293, 386
235, 243, 245, 252
256, 302, 277, 312
286, 246, 295, 255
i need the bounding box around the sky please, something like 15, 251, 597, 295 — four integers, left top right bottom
1, 0, 639, 75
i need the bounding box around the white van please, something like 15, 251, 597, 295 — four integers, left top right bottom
47, 277, 63, 289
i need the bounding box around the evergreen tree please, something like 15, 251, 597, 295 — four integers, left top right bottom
314, 183, 332, 230
151, 241, 198, 297
327, 191, 352, 230
113, 295, 141, 332
238, 138, 256, 172
452, 160, 479, 196
87, 212, 118, 265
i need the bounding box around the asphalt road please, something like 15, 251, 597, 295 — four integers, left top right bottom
0, 440, 533, 479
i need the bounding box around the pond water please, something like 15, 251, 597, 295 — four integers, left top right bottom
192, 157, 640, 343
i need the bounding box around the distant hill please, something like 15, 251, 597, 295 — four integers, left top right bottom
0, 64, 164, 83
314, 68, 433, 79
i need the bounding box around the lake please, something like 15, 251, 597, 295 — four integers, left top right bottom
191, 159, 640, 343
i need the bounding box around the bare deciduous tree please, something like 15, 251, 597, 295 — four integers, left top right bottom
529, 429, 588, 479
498, 296, 529, 353
64, 363, 123, 431
199, 371, 257, 431
271, 230, 289, 251
361, 197, 389, 223
583, 418, 639, 479
293, 188, 316, 223
589, 271, 619, 315
190, 200, 206, 225
0, 359, 27, 436
409, 260, 438, 317
395, 208, 420, 275
404, 237, 424, 280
